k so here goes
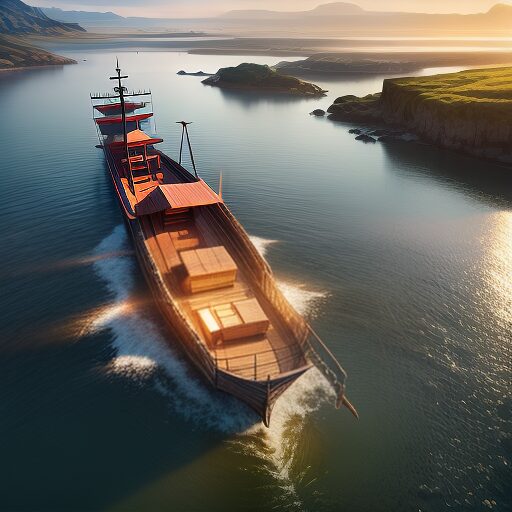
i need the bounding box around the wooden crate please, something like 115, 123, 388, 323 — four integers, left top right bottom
181, 246, 237, 294
196, 297, 270, 347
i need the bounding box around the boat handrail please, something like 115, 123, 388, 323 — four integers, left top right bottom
215, 344, 303, 368
205, 203, 350, 405
303, 324, 347, 394
215, 345, 305, 380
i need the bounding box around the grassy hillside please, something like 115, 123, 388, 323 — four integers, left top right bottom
328, 67, 512, 162
381, 67, 512, 128
385, 67, 512, 106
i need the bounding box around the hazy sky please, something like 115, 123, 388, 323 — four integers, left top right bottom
33, 0, 512, 18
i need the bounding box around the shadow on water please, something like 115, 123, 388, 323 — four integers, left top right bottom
380, 140, 512, 208
0, 258, 261, 512
277, 69, 406, 85
214, 86, 323, 108
0, 65, 67, 86
0, 336, 250, 512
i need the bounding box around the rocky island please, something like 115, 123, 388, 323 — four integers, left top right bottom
202, 63, 326, 96
327, 67, 512, 163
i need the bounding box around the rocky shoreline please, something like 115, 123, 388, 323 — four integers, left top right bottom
0, 35, 76, 70
325, 67, 512, 164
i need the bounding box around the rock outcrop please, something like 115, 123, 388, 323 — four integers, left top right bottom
202, 63, 326, 96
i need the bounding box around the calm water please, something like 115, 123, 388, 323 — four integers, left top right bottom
0, 50, 511, 512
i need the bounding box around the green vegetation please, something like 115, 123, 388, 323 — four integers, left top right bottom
327, 67, 512, 161
383, 67, 512, 121
379, 67, 512, 155
202, 63, 326, 96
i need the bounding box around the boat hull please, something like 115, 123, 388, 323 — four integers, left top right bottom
123, 213, 311, 426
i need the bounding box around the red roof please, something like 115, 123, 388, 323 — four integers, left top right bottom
94, 102, 145, 115
135, 181, 223, 216
95, 113, 153, 125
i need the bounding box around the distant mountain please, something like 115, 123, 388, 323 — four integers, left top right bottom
40, 6, 123, 25
218, 2, 512, 35
0, 0, 84, 34
221, 2, 365, 19
308, 2, 365, 16
486, 3, 512, 16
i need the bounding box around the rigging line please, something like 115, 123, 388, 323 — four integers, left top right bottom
184, 123, 198, 178
176, 121, 198, 178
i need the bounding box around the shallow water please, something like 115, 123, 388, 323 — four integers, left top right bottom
0, 50, 511, 512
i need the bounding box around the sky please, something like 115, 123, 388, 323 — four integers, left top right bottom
32, 0, 512, 18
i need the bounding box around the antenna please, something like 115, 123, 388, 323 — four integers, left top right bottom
218, 171, 223, 199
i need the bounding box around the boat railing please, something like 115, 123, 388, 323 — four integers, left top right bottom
214, 344, 304, 381
302, 325, 347, 398
205, 204, 348, 402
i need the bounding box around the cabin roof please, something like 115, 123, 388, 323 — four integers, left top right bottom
135, 180, 223, 216
94, 101, 144, 114
110, 129, 163, 147
95, 113, 153, 125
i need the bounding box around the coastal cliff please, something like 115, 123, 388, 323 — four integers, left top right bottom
327, 67, 512, 162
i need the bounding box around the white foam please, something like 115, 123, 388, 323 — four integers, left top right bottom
278, 281, 327, 318
249, 235, 277, 260
90, 225, 254, 431
89, 226, 334, 500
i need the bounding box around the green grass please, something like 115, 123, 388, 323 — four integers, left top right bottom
387, 67, 512, 104
382, 66, 512, 126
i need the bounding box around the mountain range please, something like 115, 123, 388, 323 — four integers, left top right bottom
0, 0, 84, 34
0, 0, 82, 70
221, 2, 366, 19
25, 2, 512, 36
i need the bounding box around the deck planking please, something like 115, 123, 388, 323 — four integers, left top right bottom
141, 207, 303, 380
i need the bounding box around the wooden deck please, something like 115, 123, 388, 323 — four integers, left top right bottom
109, 145, 305, 382
140, 206, 303, 380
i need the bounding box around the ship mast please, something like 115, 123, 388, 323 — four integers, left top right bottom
110, 59, 134, 194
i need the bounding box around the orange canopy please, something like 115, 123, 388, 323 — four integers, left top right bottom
135, 181, 223, 216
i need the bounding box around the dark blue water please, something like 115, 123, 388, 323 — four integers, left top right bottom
0, 50, 511, 512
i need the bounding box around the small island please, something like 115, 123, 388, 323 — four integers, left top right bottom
202, 63, 326, 96
327, 66, 512, 163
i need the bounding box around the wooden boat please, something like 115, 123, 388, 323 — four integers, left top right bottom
91, 63, 357, 426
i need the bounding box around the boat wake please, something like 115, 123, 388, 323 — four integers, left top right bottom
87, 225, 334, 506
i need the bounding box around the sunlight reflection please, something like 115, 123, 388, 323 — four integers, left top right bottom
485, 211, 512, 326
